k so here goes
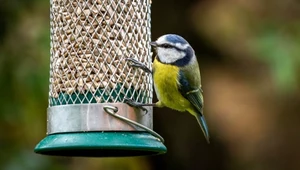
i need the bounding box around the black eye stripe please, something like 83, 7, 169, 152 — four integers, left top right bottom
159, 43, 173, 48
158, 43, 183, 51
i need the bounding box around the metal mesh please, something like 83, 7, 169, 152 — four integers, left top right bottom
49, 0, 152, 106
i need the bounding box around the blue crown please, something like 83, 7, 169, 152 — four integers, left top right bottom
165, 34, 188, 45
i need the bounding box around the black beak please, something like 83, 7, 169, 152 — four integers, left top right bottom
150, 41, 158, 47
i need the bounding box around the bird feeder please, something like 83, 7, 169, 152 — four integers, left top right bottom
34, 0, 166, 157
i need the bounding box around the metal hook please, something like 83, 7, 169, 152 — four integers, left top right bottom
103, 105, 165, 143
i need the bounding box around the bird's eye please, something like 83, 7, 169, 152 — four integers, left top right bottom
161, 44, 172, 48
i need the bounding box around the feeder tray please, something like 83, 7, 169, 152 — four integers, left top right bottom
35, 132, 165, 157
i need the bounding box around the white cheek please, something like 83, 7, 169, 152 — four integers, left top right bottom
157, 48, 185, 64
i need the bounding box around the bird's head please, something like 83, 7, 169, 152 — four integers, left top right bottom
150, 34, 195, 67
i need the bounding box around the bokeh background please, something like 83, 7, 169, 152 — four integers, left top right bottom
1, 0, 300, 170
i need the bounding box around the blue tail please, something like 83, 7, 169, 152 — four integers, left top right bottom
195, 114, 210, 143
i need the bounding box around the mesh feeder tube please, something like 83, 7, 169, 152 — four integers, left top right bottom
34, 0, 166, 157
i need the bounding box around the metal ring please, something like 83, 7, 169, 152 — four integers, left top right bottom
103, 105, 165, 143
47, 103, 152, 134
103, 105, 119, 113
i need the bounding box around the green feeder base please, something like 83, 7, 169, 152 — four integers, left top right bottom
34, 131, 167, 157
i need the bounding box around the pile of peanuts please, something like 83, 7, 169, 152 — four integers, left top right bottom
49, 0, 152, 101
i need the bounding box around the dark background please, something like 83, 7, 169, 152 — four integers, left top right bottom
1, 0, 300, 170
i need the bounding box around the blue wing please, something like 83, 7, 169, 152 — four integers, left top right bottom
178, 70, 204, 113
178, 70, 210, 143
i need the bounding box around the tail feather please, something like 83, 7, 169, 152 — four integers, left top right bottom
195, 114, 210, 143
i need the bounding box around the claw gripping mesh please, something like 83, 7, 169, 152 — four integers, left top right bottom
49, 0, 152, 106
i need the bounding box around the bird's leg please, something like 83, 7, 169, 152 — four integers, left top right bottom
124, 58, 153, 113
126, 58, 152, 74
124, 98, 157, 114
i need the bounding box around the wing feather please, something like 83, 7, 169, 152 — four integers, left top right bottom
178, 67, 209, 142
178, 69, 204, 115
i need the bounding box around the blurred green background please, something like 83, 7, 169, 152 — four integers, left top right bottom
1, 0, 300, 170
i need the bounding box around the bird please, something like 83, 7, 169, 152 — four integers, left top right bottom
125, 34, 210, 143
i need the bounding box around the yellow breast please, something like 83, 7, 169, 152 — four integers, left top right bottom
153, 58, 191, 111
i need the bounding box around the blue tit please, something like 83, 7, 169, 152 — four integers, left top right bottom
125, 34, 210, 143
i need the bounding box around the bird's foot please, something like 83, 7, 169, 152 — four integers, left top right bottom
124, 98, 149, 114
126, 58, 152, 74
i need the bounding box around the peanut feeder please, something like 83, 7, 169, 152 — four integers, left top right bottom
34, 0, 166, 157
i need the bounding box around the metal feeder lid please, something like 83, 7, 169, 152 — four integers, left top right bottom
34, 132, 167, 157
